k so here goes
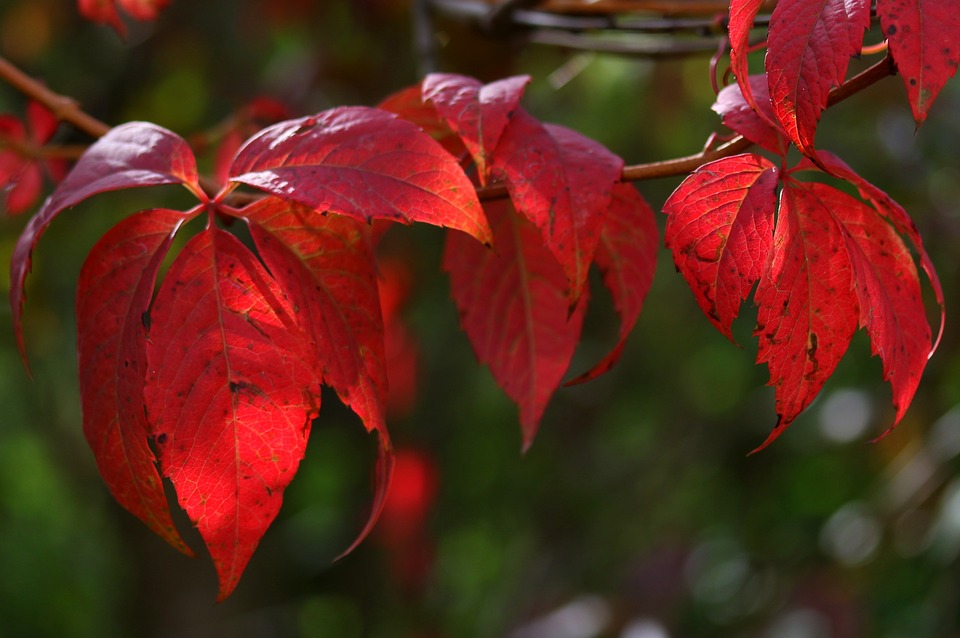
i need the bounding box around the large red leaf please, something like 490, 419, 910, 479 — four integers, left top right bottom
10, 121, 199, 362
444, 200, 588, 450
239, 198, 387, 436
422, 73, 530, 184
879, 0, 960, 125
765, 0, 871, 154
663, 154, 778, 340
77, 209, 192, 555
822, 183, 931, 434
228, 106, 492, 245
812, 150, 944, 351
144, 228, 321, 601
568, 182, 658, 384
753, 180, 859, 450
490, 110, 623, 301
713, 75, 788, 156
240, 198, 395, 549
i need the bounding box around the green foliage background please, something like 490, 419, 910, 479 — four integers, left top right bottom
2, 1, 960, 636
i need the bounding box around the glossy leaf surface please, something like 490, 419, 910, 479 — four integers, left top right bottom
229, 106, 492, 245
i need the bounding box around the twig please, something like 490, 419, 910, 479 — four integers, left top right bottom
0, 56, 110, 138
477, 53, 897, 200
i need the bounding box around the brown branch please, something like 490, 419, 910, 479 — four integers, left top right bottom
0, 51, 897, 204
0, 56, 110, 138
478, 53, 897, 201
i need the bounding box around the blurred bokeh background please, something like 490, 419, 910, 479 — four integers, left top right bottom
2, 1, 960, 636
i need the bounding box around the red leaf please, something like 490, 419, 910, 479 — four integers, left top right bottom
444, 200, 588, 450
77, 209, 192, 555
713, 75, 788, 156
10, 121, 199, 363
663, 154, 778, 340
879, 0, 960, 125
812, 150, 944, 351
239, 198, 388, 439
422, 73, 530, 184
229, 106, 492, 245
728, 0, 768, 119
766, 0, 871, 154
78, 0, 169, 34
568, 183, 658, 384
144, 228, 321, 601
491, 110, 623, 301
378, 85, 465, 158
753, 180, 859, 450
118, 0, 168, 20
824, 184, 931, 434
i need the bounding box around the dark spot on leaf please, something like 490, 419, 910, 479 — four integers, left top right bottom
887, 24, 897, 35
156, 433, 168, 445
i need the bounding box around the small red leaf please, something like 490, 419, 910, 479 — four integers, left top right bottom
491, 110, 623, 301
145, 228, 321, 601
77, 209, 192, 555
239, 198, 388, 439
879, 0, 960, 125
713, 75, 788, 156
444, 200, 588, 450
824, 184, 931, 433
78, 0, 126, 34
568, 183, 658, 384
753, 180, 859, 450
422, 73, 530, 184
766, 0, 871, 154
663, 154, 778, 340
728, 0, 768, 118
10, 121, 199, 363
229, 106, 492, 245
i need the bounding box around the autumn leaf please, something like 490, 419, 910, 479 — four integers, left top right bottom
0, 101, 65, 215
77, 209, 193, 555
727, 0, 768, 120
808, 150, 944, 351
663, 154, 778, 340
444, 200, 588, 450
144, 228, 322, 601
879, 0, 960, 125
490, 110, 622, 301
229, 106, 492, 245
10, 121, 200, 364
238, 197, 388, 438
78, 0, 169, 36
824, 183, 930, 434
713, 75, 788, 156
765, 0, 871, 154
753, 179, 860, 450
378, 85, 465, 158
422, 73, 530, 184
568, 183, 658, 384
